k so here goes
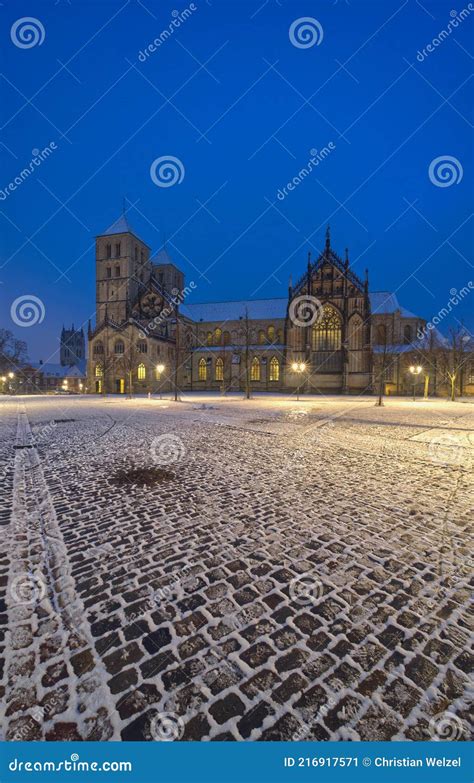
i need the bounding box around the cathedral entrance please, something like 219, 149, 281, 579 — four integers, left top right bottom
115, 378, 125, 394
95, 380, 102, 393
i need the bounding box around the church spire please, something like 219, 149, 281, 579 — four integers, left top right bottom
345, 247, 349, 269
325, 225, 331, 251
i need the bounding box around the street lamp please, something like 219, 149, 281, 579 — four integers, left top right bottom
156, 364, 165, 399
409, 365, 423, 402
291, 361, 306, 401
7, 372, 15, 394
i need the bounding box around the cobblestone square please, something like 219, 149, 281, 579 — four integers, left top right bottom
0, 394, 472, 742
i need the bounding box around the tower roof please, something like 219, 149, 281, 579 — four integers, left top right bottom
100, 214, 135, 236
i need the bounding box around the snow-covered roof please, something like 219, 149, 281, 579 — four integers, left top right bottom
193, 344, 285, 352
152, 248, 177, 267
99, 214, 135, 237
30, 362, 86, 378
181, 299, 288, 323
369, 291, 418, 318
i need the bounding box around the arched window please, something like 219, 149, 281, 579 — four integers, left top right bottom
404, 325, 412, 345
93, 341, 104, 356
312, 305, 342, 351
137, 363, 146, 380
269, 356, 280, 381
258, 330, 266, 344
137, 340, 147, 353
206, 332, 212, 346
267, 325, 275, 343
250, 357, 261, 381
223, 331, 231, 346
114, 340, 124, 354
349, 315, 363, 350
376, 324, 387, 345
215, 358, 224, 381
95, 363, 103, 377
198, 358, 207, 381
277, 329, 283, 343
214, 328, 222, 345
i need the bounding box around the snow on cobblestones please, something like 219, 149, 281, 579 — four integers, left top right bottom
0, 394, 472, 742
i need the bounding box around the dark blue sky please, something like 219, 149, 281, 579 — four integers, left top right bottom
1, 0, 472, 362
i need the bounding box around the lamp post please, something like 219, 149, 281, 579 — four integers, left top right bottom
8, 372, 15, 394
409, 365, 423, 401
1, 376, 6, 394
291, 361, 306, 401
156, 364, 165, 399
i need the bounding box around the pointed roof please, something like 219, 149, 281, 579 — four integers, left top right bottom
101, 214, 134, 236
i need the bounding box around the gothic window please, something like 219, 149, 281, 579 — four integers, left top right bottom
114, 340, 124, 354
137, 363, 146, 380
376, 324, 387, 345
214, 328, 222, 345
349, 315, 363, 350
206, 331, 212, 346
258, 330, 266, 344
198, 358, 207, 381
468, 364, 474, 384
404, 325, 412, 345
106, 267, 111, 279
106, 244, 111, 259
94, 363, 103, 377
215, 358, 224, 381
115, 242, 121, 257
251, 357, 261, 381
137, 341, 147, 354
223, 331, 231, 346
115, 266, 120, 277
269, 356, 280, 381
277, 329, 283, 343
93, 341, 104, 356
312, 305, 342, 351
267, 325, 275, 343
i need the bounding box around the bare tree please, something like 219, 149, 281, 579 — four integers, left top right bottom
239, 308, 252, 399
0, 329, 28, 373
119, 329, 138, 398
374, 324, 396, 406
439, 325, 468, 401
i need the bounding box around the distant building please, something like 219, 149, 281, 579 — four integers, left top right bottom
60, 325, 85, 367
87, 215, 474, 397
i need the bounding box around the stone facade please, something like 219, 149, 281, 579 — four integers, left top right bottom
60, 325, 85, 367
87, 217, 474, 397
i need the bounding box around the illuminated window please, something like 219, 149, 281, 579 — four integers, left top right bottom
198, 358, 207, 381
95, 363, 103, 377
215, 358, 224, 381
269, 356, 280, 381
137, 363, 146, 380
114, 340, 124, 354
214, 328, 222, 345
251, 357, 261, 381
206, 332, 212, 346
267, 325, 275, 343
312, 306, 342, 351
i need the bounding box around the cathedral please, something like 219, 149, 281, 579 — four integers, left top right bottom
87, 215, 473, 397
